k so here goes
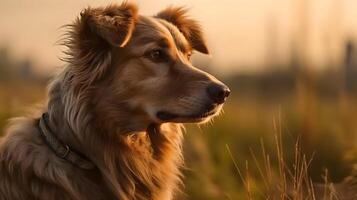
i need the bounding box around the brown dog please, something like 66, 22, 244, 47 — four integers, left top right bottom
0, 2, 230, 200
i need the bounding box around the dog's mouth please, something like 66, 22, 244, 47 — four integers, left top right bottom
156, 104, 220, 123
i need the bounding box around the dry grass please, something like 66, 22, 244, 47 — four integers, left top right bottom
226, 112, 342, 200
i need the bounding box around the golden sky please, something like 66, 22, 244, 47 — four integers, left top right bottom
0, 0, 356, 74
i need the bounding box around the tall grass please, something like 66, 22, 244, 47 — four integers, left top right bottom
226, 113, 340, 200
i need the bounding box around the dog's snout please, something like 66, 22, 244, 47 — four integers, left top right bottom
207, 84, 230, 104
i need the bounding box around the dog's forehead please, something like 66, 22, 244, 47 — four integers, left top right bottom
132, 16, 191, 53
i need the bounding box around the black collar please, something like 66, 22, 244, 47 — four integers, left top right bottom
37, 113, 96, 170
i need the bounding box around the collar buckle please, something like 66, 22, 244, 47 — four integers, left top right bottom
61, 145, 71, 159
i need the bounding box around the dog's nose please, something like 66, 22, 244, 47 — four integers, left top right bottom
207, 83, 231, 104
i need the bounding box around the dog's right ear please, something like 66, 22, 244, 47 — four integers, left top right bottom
156, 6, 209, 54
80, 2, 138, 47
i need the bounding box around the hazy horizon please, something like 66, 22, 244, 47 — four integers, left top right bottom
0, 0, 357, 75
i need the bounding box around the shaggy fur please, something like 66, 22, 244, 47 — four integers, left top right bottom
0, 2, 229, 200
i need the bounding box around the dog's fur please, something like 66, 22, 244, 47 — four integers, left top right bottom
0, 2, 228, 200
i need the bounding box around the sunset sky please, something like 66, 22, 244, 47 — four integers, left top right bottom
0, 0, 357, 74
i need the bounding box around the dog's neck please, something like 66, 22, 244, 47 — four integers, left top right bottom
46, 98, 152, 163
46, 75, 149, 155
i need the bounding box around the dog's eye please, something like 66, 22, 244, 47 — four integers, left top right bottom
148, 49, 167, 62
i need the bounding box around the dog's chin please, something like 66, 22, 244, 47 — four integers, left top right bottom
156, 106, 221, 123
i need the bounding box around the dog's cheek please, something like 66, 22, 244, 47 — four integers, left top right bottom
116, 62, 152, 87
139, 77, 168, 91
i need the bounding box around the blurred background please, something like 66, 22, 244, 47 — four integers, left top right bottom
0, 0, 357, 199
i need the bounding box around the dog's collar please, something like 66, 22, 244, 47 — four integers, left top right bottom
37, 113, 96, 170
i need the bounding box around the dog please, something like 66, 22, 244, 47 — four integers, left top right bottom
0, 2, 230, 200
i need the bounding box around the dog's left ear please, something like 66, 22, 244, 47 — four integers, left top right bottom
156, 7, 210, 54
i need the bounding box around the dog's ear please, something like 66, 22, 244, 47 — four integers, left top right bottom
156, 6, 209, 54
62, 3, 138, 91
80, 2, 138, 47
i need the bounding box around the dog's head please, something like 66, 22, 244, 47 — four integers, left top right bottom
65, 3, 230, 129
